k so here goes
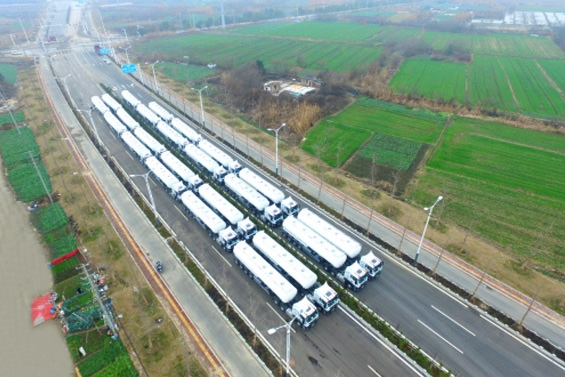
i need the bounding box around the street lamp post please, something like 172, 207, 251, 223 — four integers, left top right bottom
267, 314, 300, 377
413, 195, 443, 266
57, 74, 74, 108
124, 46, 131, 65
122, 28, 128, 42
78, 107, 100, 145
267, 123, 286, 177
130, 172, 161, 228
151, 60, 160, 93
191, 85, 208, 130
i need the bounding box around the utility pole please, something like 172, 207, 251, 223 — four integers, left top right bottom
28, 151, 53, 203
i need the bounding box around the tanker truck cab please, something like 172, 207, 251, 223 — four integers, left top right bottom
213, 166, 228, 183
264, 204, 283, 227
291, 297, 319, 330
217, 227, 239, 252
280, 196, 300, 218
340, 261, 369, 290
236, 217, 257, 242
309, 282, 339, 313
359, 251, 383, 279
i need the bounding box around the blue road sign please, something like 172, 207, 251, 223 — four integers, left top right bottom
121, 64, 137, 74
99, 48, 111, 55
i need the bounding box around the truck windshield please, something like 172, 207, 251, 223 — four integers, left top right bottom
325, 295, 339, 310
304, 310, 319, 327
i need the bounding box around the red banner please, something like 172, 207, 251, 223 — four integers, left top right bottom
51, 248, 79, 266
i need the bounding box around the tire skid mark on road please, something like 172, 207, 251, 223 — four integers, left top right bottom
38, 64, 229, 377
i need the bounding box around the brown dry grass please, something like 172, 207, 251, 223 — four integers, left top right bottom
17, 65, 209, 376
154, 71, 565, 315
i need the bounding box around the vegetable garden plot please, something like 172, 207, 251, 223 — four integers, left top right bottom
357, 134, 423, 171
31, 203, 69, 233
0, 126, 41, 169
7, 162, 52, 202
77, 339, 130, 377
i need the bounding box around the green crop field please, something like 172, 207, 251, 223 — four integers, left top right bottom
332, 98, 445, 143
370, 25, 421, 43
468, 55, 518, 111
302, 98, 445, 167
421, 31, 473, 50
357, 134, 422, 170
418, 31, 563, 58
389, 58, 467, 103
472, 33, 565, 58
157, 62, 213, 83
411, 117, 565, 269
537, 58, 565, 93
137, 34, 382, 72
498, 56, 565, 117
0, 63, 17, 83
302, 121, 372, 168
234, 21, 382, 42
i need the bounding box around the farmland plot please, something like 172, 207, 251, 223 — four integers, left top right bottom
498, 56, 565, 117
234, 21, 382, 42
302, 121, 372, 168
329, 98, 445, 143
411, 117, 565, 269
537, 58, 565, 94
389, 59, 467, 103
357, 134, 422, 171
137, 34, 382, 72
0, 63, 17, 83
472, 33, 565, 58
157, 62, 214, 83
421, 31, 472, 50
302, 98, 444, 172
468, 55, 518, 112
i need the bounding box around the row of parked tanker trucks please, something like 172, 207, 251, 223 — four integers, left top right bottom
91, 90, 383, 329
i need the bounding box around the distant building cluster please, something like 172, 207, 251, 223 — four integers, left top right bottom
263, 76, 323, 98
472, 12, 565, 27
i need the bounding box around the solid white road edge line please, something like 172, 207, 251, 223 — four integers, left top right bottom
339, 307, 424, 377
431, 305, 476, 336
479, 314, 565, 372
174, 205, 189, 221
211, 246, 232, 267
417, 319, 464, 354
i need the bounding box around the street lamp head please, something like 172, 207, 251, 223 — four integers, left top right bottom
267, 328, 277, 335
424, 207, 429, 211
437, 195, 443, 202
204, 85, 208, 89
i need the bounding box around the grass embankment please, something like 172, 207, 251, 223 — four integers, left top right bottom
16, 66, 208, 376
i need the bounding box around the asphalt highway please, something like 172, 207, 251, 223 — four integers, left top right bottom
38, 11, 565, 375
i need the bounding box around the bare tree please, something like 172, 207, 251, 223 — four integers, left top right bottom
390, 169, 401, 197
370, 152, 378, 185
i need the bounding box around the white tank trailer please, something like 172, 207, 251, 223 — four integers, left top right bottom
252, 231, 339, 313
282, 216, 368, 291
233, 241, 319, 329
